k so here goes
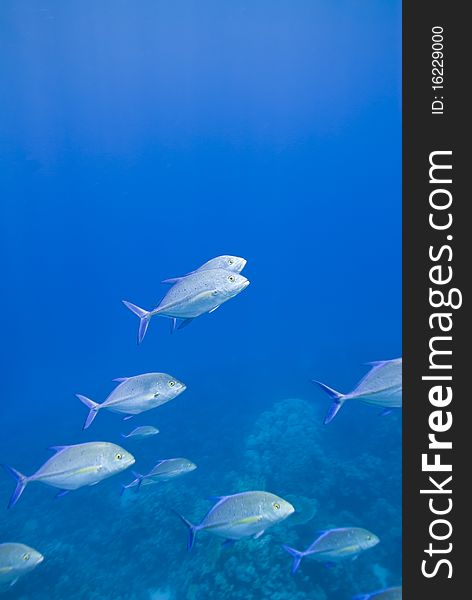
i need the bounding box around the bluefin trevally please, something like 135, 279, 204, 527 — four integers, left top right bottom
121, 457, 196, 494
0, 543, 43, 589
121, 425, 160, 440
176, 491, 294, 551
282, 527, 379, 574
123, 268, 250, 343
76, 372, 186, 429
313, 358, 402, 424
2, 442, 135, 508
162, 255, 247, 284
353, 587, 402, 600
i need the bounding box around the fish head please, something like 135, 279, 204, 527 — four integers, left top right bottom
215, 271, 250, 299
263, 493, 295, 523
9, 544, 44, 574
184, 460, 197, 472
154, 374, 187, 400
357, 528, 380, 550
201, 255, 247, 273
219, 255, 247, 273
102, 443, 135, 474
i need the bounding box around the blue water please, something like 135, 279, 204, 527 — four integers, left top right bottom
0, 1, 401, 598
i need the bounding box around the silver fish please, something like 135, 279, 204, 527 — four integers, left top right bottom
313, 358, 402, 424
353, 587, 402, 600
76, 372, 186, 429
162, 255, 247, 284
176, 491, 294, 550
0, 543, 43, 589
123, 268, 250, 343
283, 527, 379, 574
3, 442, 135, 508
121, 457, 197, 493
121, 425, 160, 440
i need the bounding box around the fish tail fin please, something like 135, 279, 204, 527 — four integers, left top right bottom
120, 481, 135, 496
131, 471, 145, 492
282, 545, 305, 575
311, 380, 346, 424
122, 300, 152, 344
2, 465, 28, 509
173, 510, 198, 551
75, 394, 100, 430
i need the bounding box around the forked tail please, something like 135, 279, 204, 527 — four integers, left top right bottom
122, 301, 152, 344
311, 380, 346, 425
173, 510, 198, 551
282, 545, 305, 575
2, 465, 28, 509
75, 394, 101, 430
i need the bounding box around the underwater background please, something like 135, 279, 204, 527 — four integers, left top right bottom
0, 1, 401, 599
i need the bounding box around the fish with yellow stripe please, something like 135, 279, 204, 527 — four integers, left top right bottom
282, 527, 379, 574
2, 442, 135, 508
175, 491, 294, 551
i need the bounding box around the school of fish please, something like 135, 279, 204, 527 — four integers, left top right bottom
1, 255, 402, 597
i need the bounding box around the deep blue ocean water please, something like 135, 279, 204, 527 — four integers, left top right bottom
0, 1, 401, 598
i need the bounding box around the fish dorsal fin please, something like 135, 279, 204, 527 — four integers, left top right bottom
47, 445, 68, 453
113, 377, 129, 383
161, 276, 186, 285
150, 460, 166, 471
364, 360, 387, 366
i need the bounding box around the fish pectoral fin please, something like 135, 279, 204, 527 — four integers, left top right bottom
233, 515, 264, 526
204, 515, 263, 531
253, 529, 265, 539
331, 544, 359, 556
0, 567, 13, 574
208, 305, 220, 314
10, 577, 19, 587
157, 290, 217, 315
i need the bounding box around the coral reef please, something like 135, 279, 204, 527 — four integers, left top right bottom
0, 398, 400, 599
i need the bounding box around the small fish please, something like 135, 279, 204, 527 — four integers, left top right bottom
76, 372, 186, 429
121, 426, 160, 440
313, 358, 402, 424
123, 268, 250, 343
282, 527, 379, 574
121, 457, 197, 493
353, 587, 402, 600
162, 255, 247, 284
176, 491, 294, 551
2, 442, 135, 508
0, 543, 43, 589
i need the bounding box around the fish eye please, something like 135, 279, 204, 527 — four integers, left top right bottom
228, 258, 234, 265
22, 553, 30, 561
366, 535, 372, 540
168, 381, 176, 387
212, 290, 219, 296
273, 502, 281, 510
228, 275, 235, 282
115, 453, 123, 460
153, 392, 160, 398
